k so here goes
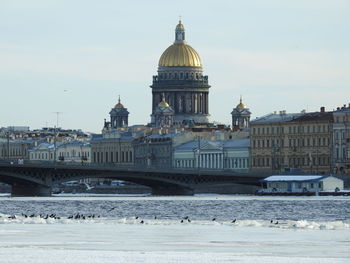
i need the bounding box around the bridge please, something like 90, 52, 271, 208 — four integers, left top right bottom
0, 161, 271, 196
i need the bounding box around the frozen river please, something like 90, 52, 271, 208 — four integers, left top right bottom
0, 195, 349, 262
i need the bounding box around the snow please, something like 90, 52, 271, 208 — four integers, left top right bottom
261, 175, 326, 182
0, 216, 349, 262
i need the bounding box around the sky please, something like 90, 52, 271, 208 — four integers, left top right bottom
0, 0, 349, 133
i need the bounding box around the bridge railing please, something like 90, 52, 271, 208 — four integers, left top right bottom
0, 159, 252, 174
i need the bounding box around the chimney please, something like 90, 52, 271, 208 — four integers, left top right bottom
320, 106, 325, 113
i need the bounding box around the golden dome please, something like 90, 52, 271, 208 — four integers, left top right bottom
236, 96, 245, 109
114, 96, 124, 109
158, 43, 202, 67
158, 94, 170, 107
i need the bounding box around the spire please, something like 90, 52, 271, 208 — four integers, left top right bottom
175, 18, 185, 43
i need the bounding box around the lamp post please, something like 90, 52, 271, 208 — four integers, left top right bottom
6, 130, 10, 160
196, 136, 201, 172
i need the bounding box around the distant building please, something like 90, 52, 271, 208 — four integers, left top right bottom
250, 107, 333, 174
105, 96, 129, 129
0, 139, 38, 160
133, 134, 175, 168
333, 104, 350, 174
173, 138, 250, 171
260, 175, 344, 193
57, 141, 91, 163
90, 132, 134, 165
231, 96, 251, 131
29, 143, 56, 162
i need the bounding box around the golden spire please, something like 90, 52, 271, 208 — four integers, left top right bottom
236, 95, 245, 109
115, 95, 124, 109
158, 93, 170, 107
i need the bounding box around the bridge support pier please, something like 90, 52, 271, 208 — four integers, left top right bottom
151, 185, 194, 196
11, 184, 52, 197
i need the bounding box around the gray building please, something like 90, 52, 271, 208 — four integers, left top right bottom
173, 138, 250, 171
91, 133, 134, 165
133, 134, 176, 168
333, 104, 350, 174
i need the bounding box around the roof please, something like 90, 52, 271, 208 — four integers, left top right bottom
58, 140, 90, 148
290, 112, 333, 122
260, 175, 333, 182
251, 113, 302, 125
175, 138, 249, 151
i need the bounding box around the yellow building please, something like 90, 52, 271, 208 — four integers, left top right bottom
250, 108, 333, 174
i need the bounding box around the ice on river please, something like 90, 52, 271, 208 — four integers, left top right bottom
0, 195, 349, 262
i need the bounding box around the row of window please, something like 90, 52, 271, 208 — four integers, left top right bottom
31, 152, 53, 160
158, 71, 202, 81
174, 157, 249, 169
58, 151, 90, 158
252, 124, 329, 135
267, 182, 322, 189
252, 137, 330, 148
0, 148, 27, 157
252, 156, 330, 167
335, 115, 350, 123
93, 151, 133, 163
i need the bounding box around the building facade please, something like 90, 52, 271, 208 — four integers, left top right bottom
333, 104, 350, 174
173, 138, 250, 171
57, 141, 91, 163
91, 134, 134, 165
150, 20, 210, 125
133, 134, 174, 168
250, 108, 333, 174
29, 143, 56, 162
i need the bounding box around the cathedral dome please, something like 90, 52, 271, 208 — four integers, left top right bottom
158, 20, 202, 67
158, 43, 202, 67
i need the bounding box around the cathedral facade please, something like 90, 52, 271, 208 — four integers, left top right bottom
150, 20, 210, 126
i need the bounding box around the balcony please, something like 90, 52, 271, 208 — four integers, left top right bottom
151, 75, 209, 87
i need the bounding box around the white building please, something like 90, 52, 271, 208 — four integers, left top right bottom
57, 141, 91, 163
260, 175, 344, 193
173, 138, 250, 171
29, 143, 56, 161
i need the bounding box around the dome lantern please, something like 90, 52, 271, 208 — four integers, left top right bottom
175, 19, 185, 43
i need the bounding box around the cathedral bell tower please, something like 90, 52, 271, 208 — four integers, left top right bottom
150, 20, 210, 125
231, 96, 251, 131
108, 96, 129, 129
154, 93, 175, 127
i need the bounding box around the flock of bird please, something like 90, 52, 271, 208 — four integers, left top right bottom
1, 213, 100, 220
1, 213, 279, 225
2, 206, 281, 225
